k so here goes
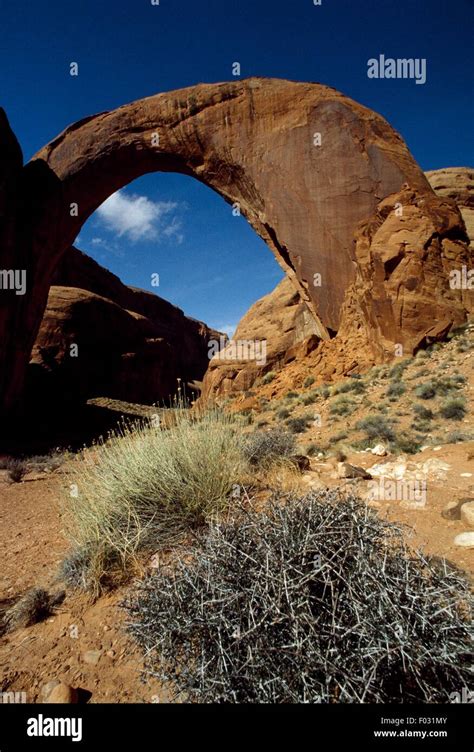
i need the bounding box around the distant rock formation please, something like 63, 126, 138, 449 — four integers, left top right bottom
201, 276, 319, 399
426, 167, 474, 248
27, 247, 221, 408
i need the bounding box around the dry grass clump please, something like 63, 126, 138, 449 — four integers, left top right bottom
125, 491, 472, 704
5, 588, 52, 630
243, 427, 296, 468
60, 407, 247, 593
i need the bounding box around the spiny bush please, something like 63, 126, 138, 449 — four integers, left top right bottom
440, 398, 467, 421
276, 407, 290, 420
61, 408, 247, 593
303, 375, 315, 388
125, 492, 472, 703
261, 371, 276, 385
243, 428, 296, 467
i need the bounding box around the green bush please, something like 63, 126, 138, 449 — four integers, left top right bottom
303, 376, 315, 388
386, 381, 406, 400
261, 371, 276, 385
356, 415, 396, 443
277, 407, 290, 420
439, 398, 467, 421
413, 403, 433, 421
330, 396, 357, 416
333, 379, 365, 395
286, 415, 312, 433
414, 382, 437, 400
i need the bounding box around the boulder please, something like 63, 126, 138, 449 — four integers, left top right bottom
337, 462, 372, 480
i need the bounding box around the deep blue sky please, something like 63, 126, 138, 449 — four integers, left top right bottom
1, 0, 473, 334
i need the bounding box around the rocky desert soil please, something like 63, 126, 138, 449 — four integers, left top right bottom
0, 324, 473, 704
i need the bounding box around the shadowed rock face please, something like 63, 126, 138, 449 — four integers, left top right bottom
27, 247, 221, 408
0, 79, 471, 417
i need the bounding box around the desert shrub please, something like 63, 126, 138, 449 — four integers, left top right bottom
456, 339, 472, 353
285, 391, 299, 399
356, 415, 395, 443
392, 435, 422, 455
415, 350, 430, 361
4, 458, 28, 483
61, 408, 247, 593
301, 391, 318, 405
125, 492, 472, 703
333, 380, 365, 395
446, 430, 473, 444
305, 443, 321, 457
330, 431, 348, 443
243, 428, 295, 467
388, 358, 412, 380
330, 396, 357, 416
414, 381, 437, 400
439, 398, 467, 421
303, 376, 315, 388
261, 371, 276, 385
276, 407, 290, 420
5, 588, 52, 630
386, 381, 406, 400
286, 415, 312, 434
413, 404, 433, 421
316, 385, 330, 400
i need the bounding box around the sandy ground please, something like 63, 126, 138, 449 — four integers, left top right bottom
0, 435, 472, 704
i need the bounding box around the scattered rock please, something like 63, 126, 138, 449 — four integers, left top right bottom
454, 532, 474, 549
371, 444, 388, 457
40, 680, 60, 701
82, 650, 101, 666
460, 502, 474, 528
337, 462, 371, 480
442, 500, 465, 521
44, 683, 78, 704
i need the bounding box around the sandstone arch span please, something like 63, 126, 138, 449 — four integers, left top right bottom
0, 78, 470, 419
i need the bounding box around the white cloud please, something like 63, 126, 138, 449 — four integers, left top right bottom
95, 190, 183, 243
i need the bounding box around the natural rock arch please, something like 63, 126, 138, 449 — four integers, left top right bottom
0, 78, 470, 419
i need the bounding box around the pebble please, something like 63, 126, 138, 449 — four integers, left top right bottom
454, 532, 474, 548
460, 501, 474, 528
82, 650, 101, 666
